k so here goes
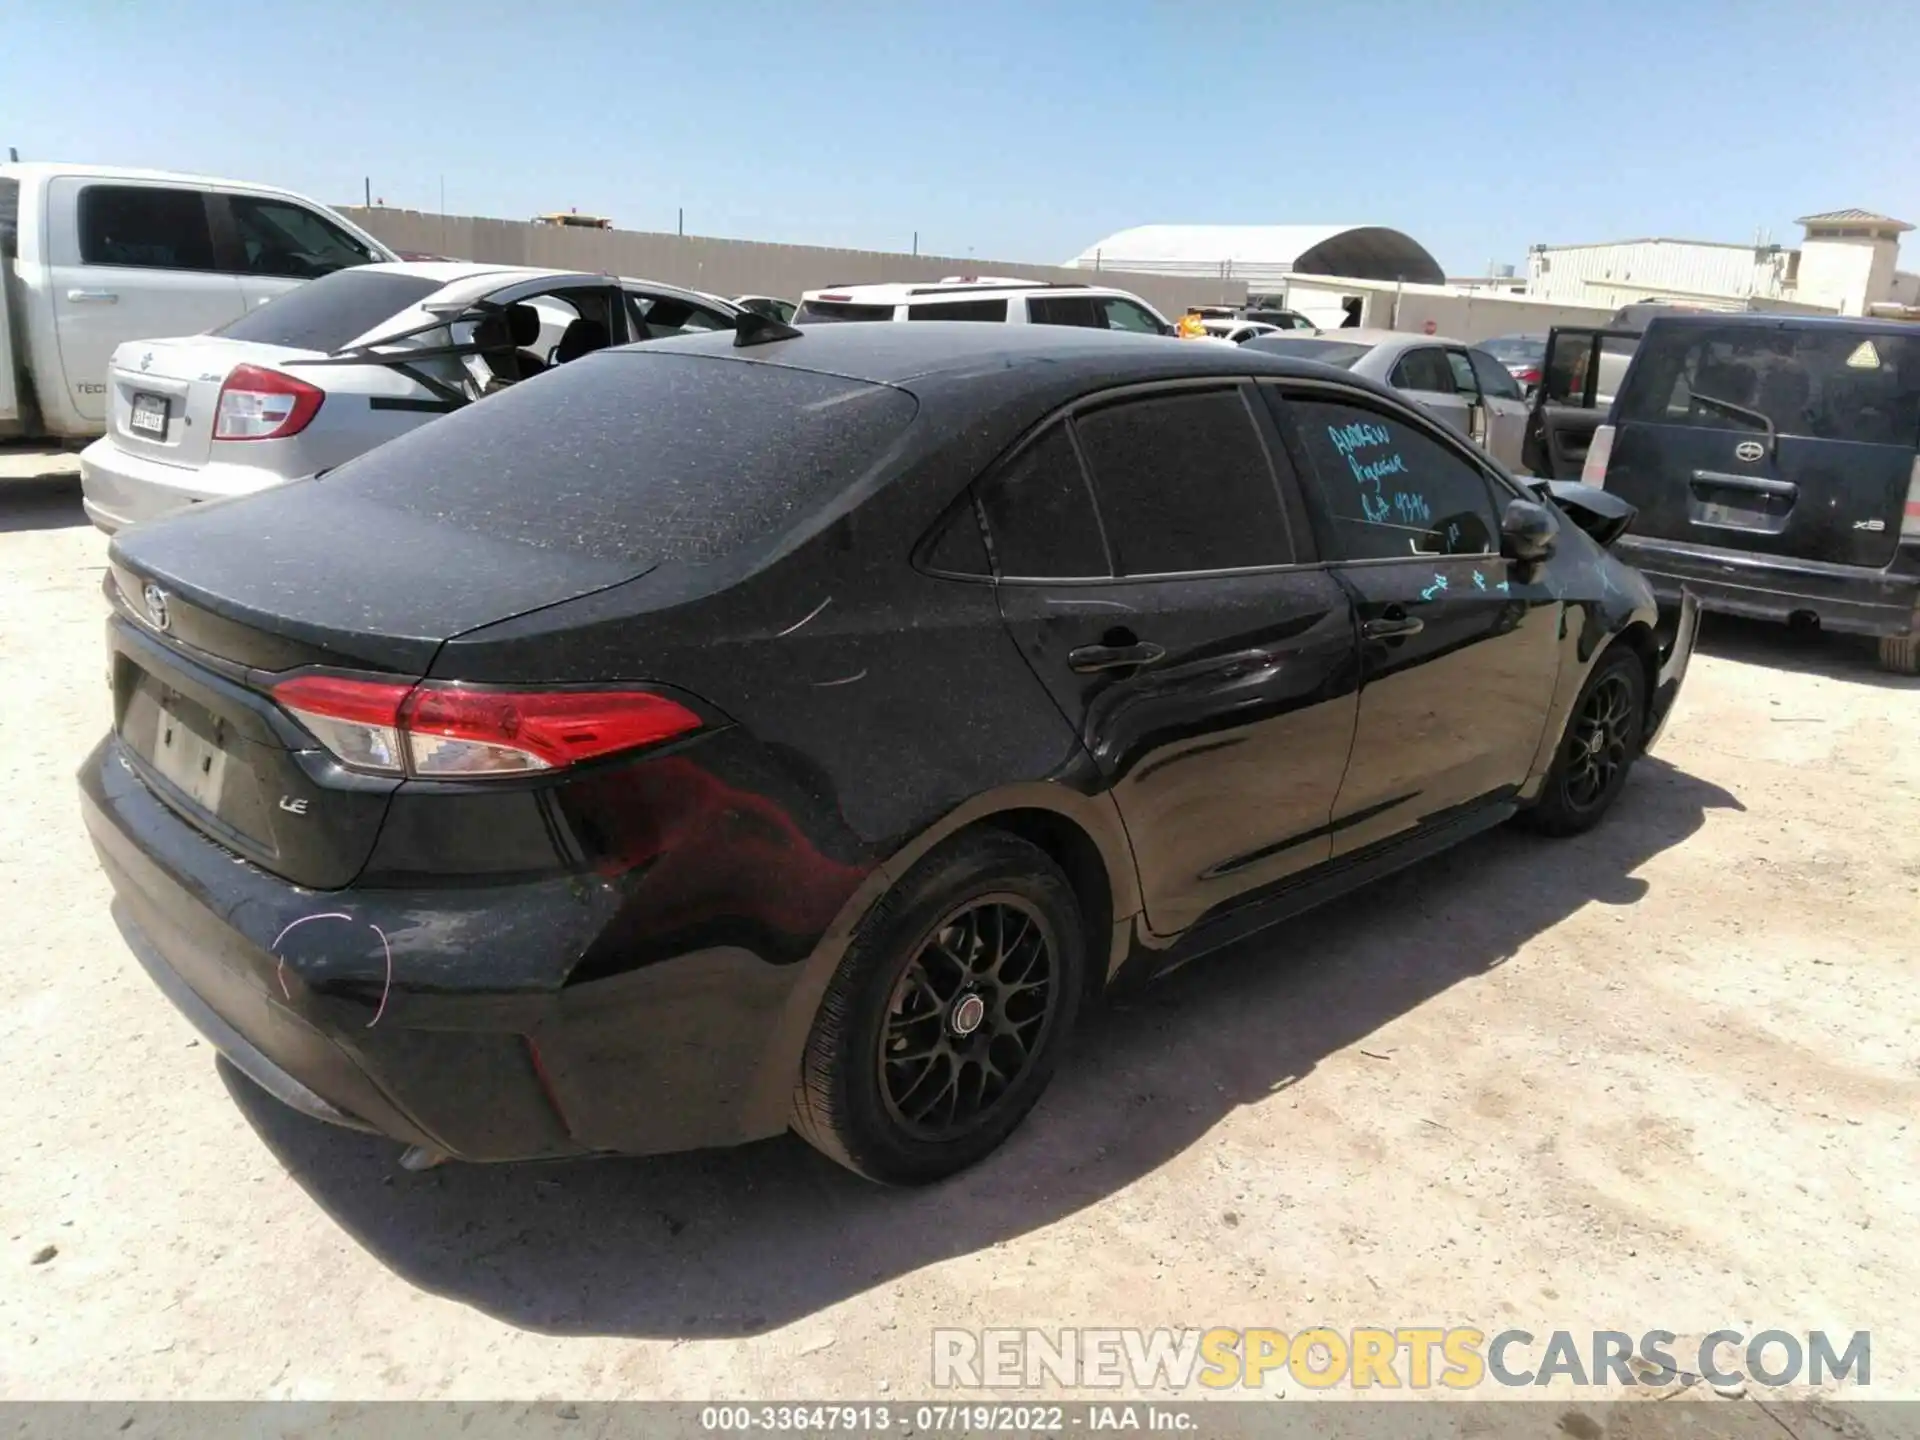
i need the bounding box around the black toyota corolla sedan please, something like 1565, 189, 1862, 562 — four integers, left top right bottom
82, 321, 1697, 1185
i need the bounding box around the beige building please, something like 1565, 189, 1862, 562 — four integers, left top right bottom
1525, 209, 1915, 317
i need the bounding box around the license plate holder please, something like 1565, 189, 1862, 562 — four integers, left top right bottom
129, 391, 170, 440
149, 706, 229, 810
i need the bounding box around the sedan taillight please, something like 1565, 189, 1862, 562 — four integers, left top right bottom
270, 673, 704, 778
214, 364, 325, 441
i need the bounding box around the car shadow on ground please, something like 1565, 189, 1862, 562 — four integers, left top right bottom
1696, 611, 1918, 690
0, 474, 89, 533
230, 755, 1742, 1340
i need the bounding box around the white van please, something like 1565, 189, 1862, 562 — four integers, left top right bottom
794, 277, 1175, 334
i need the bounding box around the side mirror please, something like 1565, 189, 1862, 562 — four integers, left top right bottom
1501, 497, 1560, 565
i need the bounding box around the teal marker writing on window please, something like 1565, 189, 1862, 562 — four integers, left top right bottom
1326, 421, 1414, 525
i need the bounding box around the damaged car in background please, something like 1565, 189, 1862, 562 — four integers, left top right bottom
78, 261, 741, 532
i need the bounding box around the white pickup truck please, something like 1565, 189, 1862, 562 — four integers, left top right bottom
0, 162, 397, 445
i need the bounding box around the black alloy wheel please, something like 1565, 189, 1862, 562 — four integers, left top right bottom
877, 897, 1058, 1142
1562, 670, 1636, 813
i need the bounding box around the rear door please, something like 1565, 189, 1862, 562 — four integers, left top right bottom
1605, 321, 1918, 568
1277, 386, 1561, 857
979, 383, 1360, 936
1389, 345, 1472, 437
1522, 327, 1640, 478
47, 178, 248, 424
216, 191, 385, 313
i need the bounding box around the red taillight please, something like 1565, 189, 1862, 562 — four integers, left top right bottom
1517, 367, 1541, 385
1903, 454, 1920, 542
269, 673, 703, 778
214, 364, 325, 441
819, 293, 851, 301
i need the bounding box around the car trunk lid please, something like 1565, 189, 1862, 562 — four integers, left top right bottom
1605, 321, 1917, 569
106, 336, 322, 472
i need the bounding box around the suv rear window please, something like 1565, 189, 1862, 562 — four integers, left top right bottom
320, 352, 919, 567
1618, 323, 1920, 446
215, 268, 442, 352
795, 300, 895, 324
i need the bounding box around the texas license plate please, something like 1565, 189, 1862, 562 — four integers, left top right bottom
129, 392, 169, 440
150, 708, 228, 810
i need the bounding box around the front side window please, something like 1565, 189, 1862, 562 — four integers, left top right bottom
228, 195, 376, 278
1098, 297, 1167, 334
1288, 397, 1501, 561
907, 298, 1008, 322
77, 185, 215, 271
976, 424, 1109, 579
1073, 389, 1292, 574
1390, 347, 1456, 394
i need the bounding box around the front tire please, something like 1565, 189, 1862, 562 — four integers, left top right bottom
1878, 633, 1920, 676
792, 832, 1085, 1185
1517, 647, 1646, 837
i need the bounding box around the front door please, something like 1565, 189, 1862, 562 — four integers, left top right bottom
48, 179, 247, 425
1464, 345, 1534, 472
978, 386, 1361, 936
1279, 389, 1562, 856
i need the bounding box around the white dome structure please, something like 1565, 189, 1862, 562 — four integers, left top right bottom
1065, 224, 1444, 287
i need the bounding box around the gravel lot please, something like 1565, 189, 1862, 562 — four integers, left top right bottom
2, 473, 1915, 1404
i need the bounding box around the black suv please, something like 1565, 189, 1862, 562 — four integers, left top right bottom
84, 323, 1694, 1186
1529, 313, 1920, 673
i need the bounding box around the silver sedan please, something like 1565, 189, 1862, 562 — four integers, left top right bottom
1242, 329, 1534, 473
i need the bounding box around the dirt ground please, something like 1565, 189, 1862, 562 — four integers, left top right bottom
1, 473, 1915, 1404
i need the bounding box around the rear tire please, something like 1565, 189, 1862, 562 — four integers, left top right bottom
1877, 633, 1920, 676
1516, 647, 1646, 837
792, 832, 1085, 1186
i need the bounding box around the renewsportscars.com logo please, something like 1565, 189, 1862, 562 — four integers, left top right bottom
932, 1328, 1872, 1391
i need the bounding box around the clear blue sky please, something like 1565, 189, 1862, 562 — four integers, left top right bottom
6, 0, 1915, 274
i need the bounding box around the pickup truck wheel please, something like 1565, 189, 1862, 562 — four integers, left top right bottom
792, 832, 1084, 1186
1516, 648, 1645, 837
1877, 634, 1920, 676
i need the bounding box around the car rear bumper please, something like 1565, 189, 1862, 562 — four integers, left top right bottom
1615, 535, 1920, 639
79, 437, 291, 534
1644, 587, 1698, 752
80, 733, 809, 1163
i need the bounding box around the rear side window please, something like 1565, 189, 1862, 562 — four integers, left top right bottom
1618, 323, 1920, 446
215, 269, 442, 351
228, 195, 377, 278
321, 353, 919, 567
1390, 348, 1456, 393
77, 186, 215, 271
630, 293, 734, 339
977, 424, 1108, 579
907, 298, 1008, 322
794, 300, 895, 323
1073, 389, 1292, 574
1027, 295, 1103, 328
1289, 397, 1500, 561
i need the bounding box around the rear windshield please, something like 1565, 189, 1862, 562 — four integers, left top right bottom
1241, 336, 1371, 369
319, 352, 919, 566
794, 300, 895, 324
1481, 335, 1543, 363
1618, 323, 1920, 446
215, 269, 442, 352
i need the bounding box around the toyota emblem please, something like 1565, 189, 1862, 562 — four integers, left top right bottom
142, 582, 171, 632
1734, 440, 1764, 463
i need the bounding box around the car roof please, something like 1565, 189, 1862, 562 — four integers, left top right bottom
625, 319, 1416, 394
1641, 310, 1914, 333
799, 279, 1141, 304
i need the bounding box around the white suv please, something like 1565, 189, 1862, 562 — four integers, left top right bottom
793, 277, 1175, 334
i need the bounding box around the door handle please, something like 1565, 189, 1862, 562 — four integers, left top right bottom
66, 289, 119, 303
1362, 615, 1425, 640
1068, 640, 1166, 673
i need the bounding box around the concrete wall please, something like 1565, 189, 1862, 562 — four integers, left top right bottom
1280, 277, 1617, 342
342, 208, 1246, 319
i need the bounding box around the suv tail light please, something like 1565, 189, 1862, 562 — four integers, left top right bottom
1580, 423, 1616, 488
214, 364, 325, 441
1903, 453, 1920, 542
270, 674, 704, 778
